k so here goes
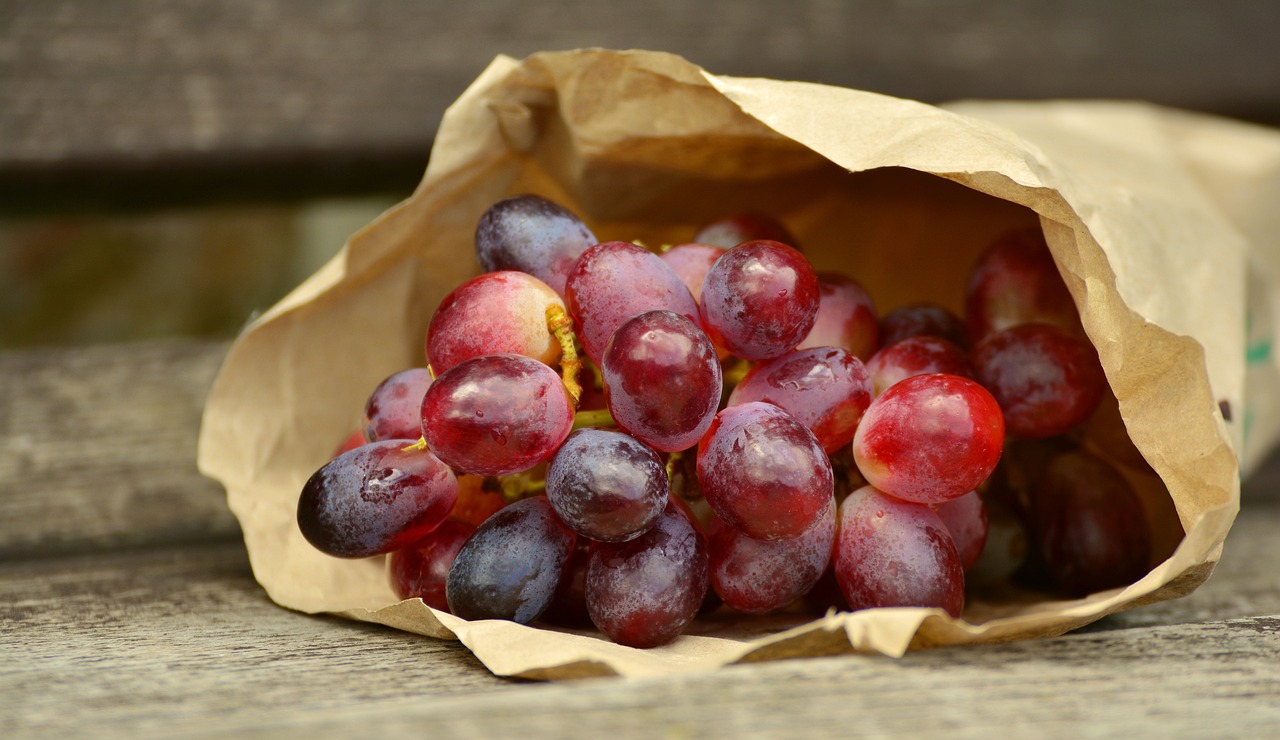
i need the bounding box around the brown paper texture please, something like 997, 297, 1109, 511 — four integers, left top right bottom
198, 49, 1279, 679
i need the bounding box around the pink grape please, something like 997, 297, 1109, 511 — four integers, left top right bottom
964, 226, 1081, 343
709, 497, 836, 614
388, 517, 476, 611
797, 271, 879, 361
971, 323, 1106, 439
853, 373, 1004, 504
565, 241, 701, 364
835, 485, 964, 617
586, 497, 710, 648
475, 194, 596, 296
697, 402, 834, 541
421, 353, 574, 476
1030, 450, 1151, 596
934, 490, 988, 571
865, 336, 972, 398
726, 346, 872, 453
445, 496, 577, 623
693, 211, 798, 249
545, 428, 668, 543
362, 368, 435, 442
880, 302, 968, 348
659, 243, 726, 301
297, 440, 459, 559
699, 240, 819, 361
426, 271, 564, 374
603, 310, 722, 452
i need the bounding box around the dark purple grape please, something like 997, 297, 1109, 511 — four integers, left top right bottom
475, 195, 596, 297
388, 517, 476, 611
363, 368, 434, 442
697, 402, 833, 541
698, 240, 819, 361
564, 241, 701, 364
545, 428, 667, 543
586, 498, 710, 648
421, 353, 575, 476
445, 496, 577, 623
539, 538, 592, 627
1030, 450, 1150, 597
297, 441, 458, 559
834, 485, 964, 617
709, 497, 835, 614
880, 302, 968, 349
725, 346, 872, 453
603, 310, 722, 452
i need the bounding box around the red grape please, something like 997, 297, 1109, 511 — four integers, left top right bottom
699, 240, 819, 361
726, 346, 872, 453
564, 241, 700, 364
934, 490, 988, 571
545, 428, 668, 542
445, 496, 577, 623
603, 310, 722, 452
865, 336, 972, 398
880, 302, 968, 348
475, 195, 596, 297
333, 429, 367, 458
362, 368, 435, 442
835, 485, 964, 617
697, 402, 833, 541
388, 517, 476, 611
426, 271, 565, 374
586, 498, 710, 648
297, 440, 459, 559
797, 271, 879, 361
853, 373, 1004, 504
1030, 450, 1151, 596
659, 243, 726, 301
964, 226, 1081, 343
709, 497, 836, 614
421, 354, 574, 476
694, 211, 798, 249
971, 323, 1105, 438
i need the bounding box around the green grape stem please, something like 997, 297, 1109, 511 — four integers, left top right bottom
546, 305, 584, 406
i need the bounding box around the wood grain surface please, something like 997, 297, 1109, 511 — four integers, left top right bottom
4, 1, 1280, 208
0, 339, 239, 559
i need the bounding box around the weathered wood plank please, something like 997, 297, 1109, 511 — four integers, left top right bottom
1, 531, 1277, 737
0, 339, 240, 559
2, 0, 1278, 205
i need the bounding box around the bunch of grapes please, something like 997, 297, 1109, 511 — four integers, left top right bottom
298, 195, 1152, 649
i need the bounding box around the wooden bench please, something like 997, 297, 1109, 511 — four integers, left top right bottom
4, 2, 1280, 735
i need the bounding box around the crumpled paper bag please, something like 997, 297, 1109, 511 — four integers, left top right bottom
198, 49, 1280, 679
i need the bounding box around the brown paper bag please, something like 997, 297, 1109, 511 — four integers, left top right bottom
198, 49, 1280, 679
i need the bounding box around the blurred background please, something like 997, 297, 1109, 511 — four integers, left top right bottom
3, 0, 1278, 349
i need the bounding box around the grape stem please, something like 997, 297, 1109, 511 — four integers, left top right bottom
572, 407, 617, 430
546, 305, 583, 406
401, 437, 429, 453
